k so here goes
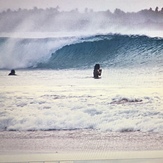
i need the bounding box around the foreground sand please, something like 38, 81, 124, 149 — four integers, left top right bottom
0, 130, 163, 154
0, 130, 163, 162
0, 151, 163, 163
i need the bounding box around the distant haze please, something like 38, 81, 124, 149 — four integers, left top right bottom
0, 0, 163, 12
0, 6, 163, 38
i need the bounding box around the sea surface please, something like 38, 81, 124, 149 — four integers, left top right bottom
0, 9, 163, 163
0, 34, 163, 132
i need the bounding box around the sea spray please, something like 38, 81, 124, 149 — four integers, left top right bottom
0, 37, 78, 69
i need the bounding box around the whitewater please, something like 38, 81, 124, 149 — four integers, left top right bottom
0, 55, 163, 132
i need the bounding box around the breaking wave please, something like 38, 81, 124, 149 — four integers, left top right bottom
0, 34, 163, 69
38, 34, 163, 69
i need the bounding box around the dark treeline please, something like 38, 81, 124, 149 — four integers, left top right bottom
0, 6, 163, 33
1, 6, 163, 14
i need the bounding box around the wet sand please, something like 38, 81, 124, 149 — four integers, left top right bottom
0, 130, 163, 162
0, 130, 163, 154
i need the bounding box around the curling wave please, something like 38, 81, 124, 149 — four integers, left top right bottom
0, 34, 163, 69
37, 34, 163, 69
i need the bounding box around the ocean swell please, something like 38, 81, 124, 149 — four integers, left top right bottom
37, 34, 163, 69
0, 34, 163, 69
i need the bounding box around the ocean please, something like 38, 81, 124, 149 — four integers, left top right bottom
0, 8, 163, 163
0, 34, 163, 133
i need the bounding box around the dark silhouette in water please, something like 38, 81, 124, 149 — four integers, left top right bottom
8, 69, 16, 76
93, 64, 102, 79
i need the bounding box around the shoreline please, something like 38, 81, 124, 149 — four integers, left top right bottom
0, 130, 163, 155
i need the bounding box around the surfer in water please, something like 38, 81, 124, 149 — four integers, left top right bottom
93, 64, 102, 79
8, 69, 16, 76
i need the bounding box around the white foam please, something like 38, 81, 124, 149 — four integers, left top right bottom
0, 37, 78, 69
0, 69, 163, 132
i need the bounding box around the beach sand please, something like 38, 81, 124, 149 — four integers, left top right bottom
0, 130, 163, 162
0, 130, 163, 153
1, 130, 163, 154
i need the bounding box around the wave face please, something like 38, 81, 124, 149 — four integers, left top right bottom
37, 34, 163, 69
0, 34, 163, 69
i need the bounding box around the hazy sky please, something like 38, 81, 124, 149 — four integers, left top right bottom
0, 0, 163, 12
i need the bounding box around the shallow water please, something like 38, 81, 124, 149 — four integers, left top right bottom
0, 68, 163, 132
